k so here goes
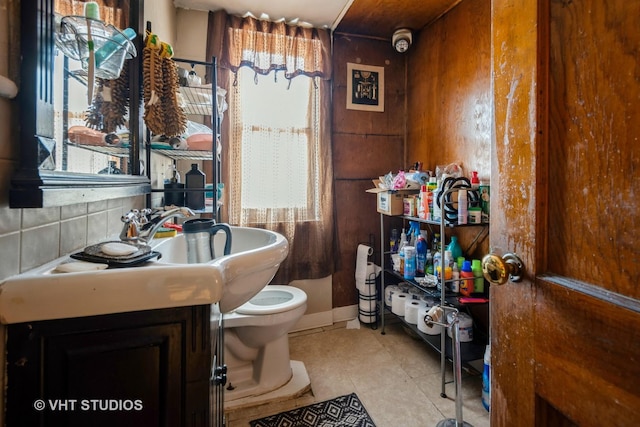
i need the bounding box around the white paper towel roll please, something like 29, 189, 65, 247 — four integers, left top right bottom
404, 300, 425, 325
359, 294, 376, 311
391, 292, 409, 316
385, 285, 400, 306
447, 312, 474, 342
418, 306, 442, 335
355, 244, 374, 292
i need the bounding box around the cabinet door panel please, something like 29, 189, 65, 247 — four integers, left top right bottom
44, 324, 181, 427
6, 306, 212, 427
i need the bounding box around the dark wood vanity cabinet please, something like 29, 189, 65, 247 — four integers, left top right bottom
6, 305, 212, 427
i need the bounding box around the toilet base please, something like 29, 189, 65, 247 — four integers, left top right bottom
223, 360, 311, 412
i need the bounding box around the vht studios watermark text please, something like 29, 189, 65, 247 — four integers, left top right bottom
33, 399, 143, 412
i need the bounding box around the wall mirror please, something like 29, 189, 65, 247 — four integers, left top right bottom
10, 0, 150, 208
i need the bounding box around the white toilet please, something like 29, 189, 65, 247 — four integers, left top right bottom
217, 285, 308, 402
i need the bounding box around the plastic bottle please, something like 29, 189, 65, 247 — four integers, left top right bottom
408, 221, 419, 246
480, 182, 490, 222
458, 188, 468, 225
426, 250, 434, 275
443, 250, 453, 280
432, 182, 442, 221
418, 185, 429, 219
185, 163, 205, 210
164, 165, 184, 206
471, 171, 480, 190
446, 236, 462, 261
403, 246, 416, 280
433, 251, 441, 278
472, 259, 485, 293
450, 263, 460, 293
482, 344, 491, 412
460, 260, 475, 296
426, 177, 437, 219
416, 235, 427, 275
398, 236, 408, 275
431, 233, 441, 253
390, 229, 399, 254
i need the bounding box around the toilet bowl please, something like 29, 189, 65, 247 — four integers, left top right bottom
217, 285, 307, 402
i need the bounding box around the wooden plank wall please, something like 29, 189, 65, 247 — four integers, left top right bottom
330, 0, 491, 309
406, 0, 492, 261
331, 35, 406, 308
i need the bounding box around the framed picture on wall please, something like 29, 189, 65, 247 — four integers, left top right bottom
346, 63, 385, 112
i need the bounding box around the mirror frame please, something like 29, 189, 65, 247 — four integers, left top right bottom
10, 0, 150, 208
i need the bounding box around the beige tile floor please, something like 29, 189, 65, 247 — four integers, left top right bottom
225, 315, 490, 427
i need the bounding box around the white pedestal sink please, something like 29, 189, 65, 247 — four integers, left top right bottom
152, 226, 289, 313
0, 227, 287, 324
0, 261, 224, 324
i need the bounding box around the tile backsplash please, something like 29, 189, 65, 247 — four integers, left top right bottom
0, 195, 145, 280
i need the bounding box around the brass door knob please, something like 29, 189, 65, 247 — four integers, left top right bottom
481, 253, 524, 285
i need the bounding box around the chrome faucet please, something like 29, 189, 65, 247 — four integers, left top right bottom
120, 206, 196, 244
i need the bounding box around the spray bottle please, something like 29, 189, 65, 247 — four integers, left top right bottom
416, 233, 428, 275
482, 344, 491, 412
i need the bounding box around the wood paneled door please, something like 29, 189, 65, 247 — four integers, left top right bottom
491, 0, 640, 425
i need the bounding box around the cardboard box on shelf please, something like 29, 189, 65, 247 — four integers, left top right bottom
366, 179, 419, 216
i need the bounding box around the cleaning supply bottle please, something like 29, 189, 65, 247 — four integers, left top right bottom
432, 183, 442, 222
433, 251, 441, 279
451, 262, 460, 293
426, 250, 434, 275
416, 234, 428, 275
164, 165, 184, 206
418, 185, 429, 219
482, 344, 491, 412
472, 259, 485, 293
427, 177, 437, 219
390, 229, 399, 254
431, 233, 441, 253
185, 163, 206, 210
447, 236, 463, 261
460, 260, 475, 296
443, 250, 453, 280
403, 246, 416, 280
471, 170, 481, 190
398, 233, 408, 275
457, 188, 468, 225
408, 221, 420, 246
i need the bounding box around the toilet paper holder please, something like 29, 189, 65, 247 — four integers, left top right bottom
424, 306, 474, 427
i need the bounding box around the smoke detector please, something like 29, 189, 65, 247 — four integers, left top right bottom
392, 28, 412, 53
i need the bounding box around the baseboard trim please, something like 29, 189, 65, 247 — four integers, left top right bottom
332, 304, 358, 323
291, 305, 358, 332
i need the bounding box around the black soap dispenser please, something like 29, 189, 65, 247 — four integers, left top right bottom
185, 163, 205, 210
164, 165, 184, 206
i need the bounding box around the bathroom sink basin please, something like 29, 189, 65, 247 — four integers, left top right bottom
0, 254, 224, 325
0, 226, 286, 324
151, 226, 289, 313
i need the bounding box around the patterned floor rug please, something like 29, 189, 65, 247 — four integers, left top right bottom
249, 393, 376, 427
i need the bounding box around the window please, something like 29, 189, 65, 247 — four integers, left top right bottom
230, 68, 321, 223
210, 10, 335, 282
